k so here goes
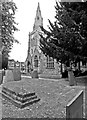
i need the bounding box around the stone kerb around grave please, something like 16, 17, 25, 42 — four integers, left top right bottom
66, 90, 84, 118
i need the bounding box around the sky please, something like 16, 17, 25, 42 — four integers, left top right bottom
9, 0, 56, 62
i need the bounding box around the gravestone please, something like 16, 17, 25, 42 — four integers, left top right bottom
4, 70, 14, 83
31, 70, 38, 78
68, 69, 76, 86
13, 68, 21, 81
0, 70, 3, 85
66, 90, 83, 118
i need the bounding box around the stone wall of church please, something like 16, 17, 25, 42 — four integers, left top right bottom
38, 54, 61, 75
42, 62, 60, 75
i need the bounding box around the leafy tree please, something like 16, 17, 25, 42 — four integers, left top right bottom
1, 0, 19, 69
40, 2, 87, 69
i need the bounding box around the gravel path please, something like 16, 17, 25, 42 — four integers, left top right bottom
1, 77, 85, 118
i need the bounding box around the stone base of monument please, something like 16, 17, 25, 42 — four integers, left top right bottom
31, 70, 38, 78
66, 90, 83, 118
39, 73, 62, 79
2, 87, 40, 109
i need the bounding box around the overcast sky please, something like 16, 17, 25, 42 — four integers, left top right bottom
9, 0, 56, 62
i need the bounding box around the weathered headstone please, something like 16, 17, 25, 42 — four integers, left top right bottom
4, 70, 14, 83
68, 69, 76, 86
31, 70, 38, 78
13, 67, 21, 81
0, 46, 5, 84
66, 90, 83, 118
0, 70, 3, 85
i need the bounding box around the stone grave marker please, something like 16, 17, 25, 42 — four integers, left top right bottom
13, 67, 21, 81
66, 90, 83, 118
68, 69, 76, 86
31, 70, 38, 78
0, 70, 3, 85
4, 70, 14, 83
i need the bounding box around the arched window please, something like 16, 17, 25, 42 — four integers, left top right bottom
34, 55, 38, 67
31, 49, 33, 54
47, 56, 54, 69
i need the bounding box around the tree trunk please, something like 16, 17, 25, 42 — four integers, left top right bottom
78, 61, 80, 71
60, 62, 63, 74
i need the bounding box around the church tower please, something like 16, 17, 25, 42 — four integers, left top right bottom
26, 2, 61, 77
27, 2, 43, 57
26, 2, 43, 73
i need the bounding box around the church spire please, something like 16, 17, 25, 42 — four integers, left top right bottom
36, 2, 41, 17
33, 2, 43, 31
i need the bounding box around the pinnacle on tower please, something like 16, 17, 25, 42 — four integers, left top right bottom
37, 2, 40, 11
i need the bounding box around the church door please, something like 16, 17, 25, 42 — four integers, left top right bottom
34, 55, 38, 67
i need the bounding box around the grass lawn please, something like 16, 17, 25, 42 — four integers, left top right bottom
1, 77, 85, 118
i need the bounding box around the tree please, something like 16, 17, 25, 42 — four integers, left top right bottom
1, 0, 19, 69
40, 2, 87, 69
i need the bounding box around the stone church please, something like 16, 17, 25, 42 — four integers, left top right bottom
25, 3, 61, 77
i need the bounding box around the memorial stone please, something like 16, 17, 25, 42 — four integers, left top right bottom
4, 70, 14, 83
68, 68, 76, 86
31, 70, 38, 78
0, 70, 3, 85
0, 46, 4, 84
13, 67, 21, 81
66, 90, 83, 118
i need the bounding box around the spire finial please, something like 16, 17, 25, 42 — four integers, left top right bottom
37, 2, 40, 12
33, 2, 43, 30
38, 2, 39, 6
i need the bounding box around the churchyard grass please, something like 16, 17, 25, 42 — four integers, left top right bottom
2, 77, 85, 118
